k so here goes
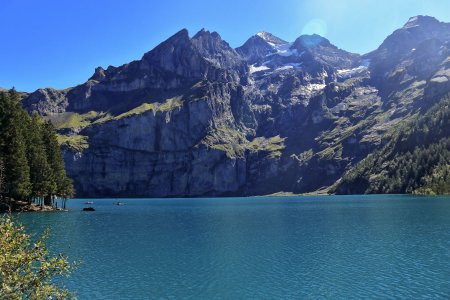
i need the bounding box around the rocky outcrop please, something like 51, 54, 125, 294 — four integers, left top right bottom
23, 88, 68, 115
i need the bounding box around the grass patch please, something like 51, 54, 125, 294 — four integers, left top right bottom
50, 97, 184, 129
203, 127, 247, 158
92, 113, 114, 124
114, 97, 183, 120
115, 103, 155, 120
57, 134, 89, 152
247, 135, 286, 158
316, 144, 343, 160
202, 128, 286, 159
50, 111, 112, 130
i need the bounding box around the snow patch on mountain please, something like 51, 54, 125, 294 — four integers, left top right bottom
249, 64, 271, 74
306, 83, 326, 91
336, 65, 368, 79
268, 43, 299, 57
297, 83, 327, 98
256, 32, 287, 45
275, 63, 303, 72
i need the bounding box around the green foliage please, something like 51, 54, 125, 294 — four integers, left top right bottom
27, 114, 56, 201
56, 135, 89, 152
114, 97, 183, 120
0, 216, 75, 299
42, 121, 72, 204
247, 135, 286, 158
53, 111, 101, 130
0, 90, 31, 200
115, 103, 155, 120
0, 90, 74, 203
336, 93, 450, 195
414, 163, 450, 195
47, 98, 184, 149
202, 127, 247, 158
202, 127, 286, 159
0, 159, 5, 196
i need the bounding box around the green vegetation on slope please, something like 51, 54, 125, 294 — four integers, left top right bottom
52, 97, 183, 152
55, 97, 183, 129
56, 134, 89, 152
202, 127, 248, 158
202, 127, 286, 159
53, 111, 102, 129
114, 97, 183, 120
334, 93, 450, 195
247, 135, 286, 158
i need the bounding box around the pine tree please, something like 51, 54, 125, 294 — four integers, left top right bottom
42, 120, 74, 202
0, 90, 31, 200
27, 113, 56, 205
60, 177, 75, 209
0, 89, 74, 206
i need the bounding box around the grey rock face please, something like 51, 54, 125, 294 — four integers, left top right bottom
236, 32, 288, 63
23, 88, 68, 115
21, 16, 450, 197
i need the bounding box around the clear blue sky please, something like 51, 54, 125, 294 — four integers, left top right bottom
1, 0, 450, 92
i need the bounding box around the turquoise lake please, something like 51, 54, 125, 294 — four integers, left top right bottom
14, 195, 450, 299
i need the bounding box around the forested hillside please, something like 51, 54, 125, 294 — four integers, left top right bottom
0, 90, 73, 209
335, 93, 450, 195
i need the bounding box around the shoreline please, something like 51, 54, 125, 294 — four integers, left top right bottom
0, 200, 65, 213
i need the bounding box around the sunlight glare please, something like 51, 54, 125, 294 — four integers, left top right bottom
301, 18, 328, 37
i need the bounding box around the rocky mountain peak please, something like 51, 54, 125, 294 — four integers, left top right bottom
293, 34, 331, 49
255, 31, 288, 45
366, 15, 450, 84
141, 28, 192, 68
403, 15, 441, 29
373, 15, 450, 54
291, 34, 359, 70
192, 28, 220, 39
90, 67, 106, 81
236, 32, 288, 64
191, 28, 235, 54
167, 28, 190, 41
190, 28, 244, 74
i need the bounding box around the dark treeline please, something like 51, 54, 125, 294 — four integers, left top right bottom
0, 89, 74, 209
335, 93, 450, 195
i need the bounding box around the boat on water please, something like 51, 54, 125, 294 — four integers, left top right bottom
85, 201, 94, 204
114, 202, 125, 206
82, 207, 95, 211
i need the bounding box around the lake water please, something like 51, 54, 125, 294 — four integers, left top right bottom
14, 195, 450, 299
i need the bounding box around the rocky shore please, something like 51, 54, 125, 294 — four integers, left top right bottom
0, 200, 64, 213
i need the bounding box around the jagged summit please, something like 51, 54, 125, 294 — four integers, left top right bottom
366, 14, 450, 82
192, 28, 222, 40
162, 28, 190, 43
403, 15, 440, 29
290, 34, 360, 70
255, 31, 288, 45
236, 32, 291, 63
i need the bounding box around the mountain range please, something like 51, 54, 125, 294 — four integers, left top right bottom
18, 15, 450, 197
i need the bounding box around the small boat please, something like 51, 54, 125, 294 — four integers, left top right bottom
82, 207, 95, 211
85, 201, 94, 204
114, 202, 125, 206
